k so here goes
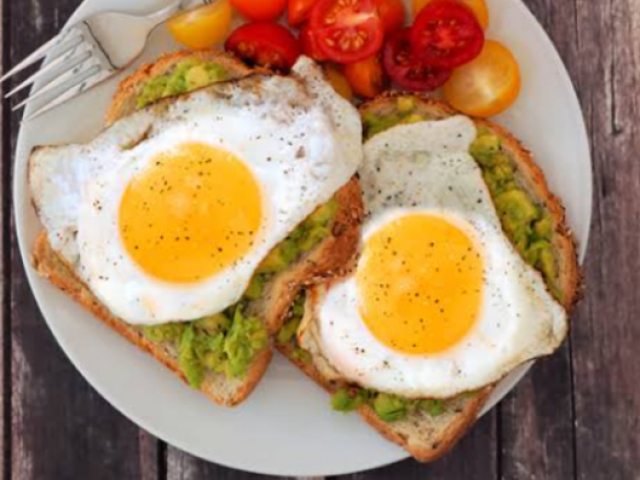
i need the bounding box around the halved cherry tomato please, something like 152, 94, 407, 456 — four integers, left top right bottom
225, 22, 301, 70
413, 0, 489, 29
309, 0, 385, 64
230, 0, 287, 21
343, 55, 386, 98
443, 40, 521, 117
289, 0, 319, 25
383, 28, 451, 91
410, 0, 484, 69
167, 0, 233, 50
375, 0, 406, 33
324, 65, 354, 100
300, 23, 328, 60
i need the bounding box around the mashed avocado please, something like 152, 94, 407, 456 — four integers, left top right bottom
331, 387, 445, 422
136, 59, 227, 109
362, 96, 559, 296
144, 308, 266, 389
245, 198, 339, 301
142, 199, 339, 388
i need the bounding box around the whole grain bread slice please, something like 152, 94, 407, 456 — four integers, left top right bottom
31, 51, 364, 406
277, 94, 582, 461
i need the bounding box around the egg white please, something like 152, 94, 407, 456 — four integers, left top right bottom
305, 117, 568, 398
29, 57, 362, 325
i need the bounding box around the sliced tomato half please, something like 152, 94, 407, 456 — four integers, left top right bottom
410, 0, 484, 69
309, 0, 385, 64
225, 22, 301, 70
383, 28, 451, 91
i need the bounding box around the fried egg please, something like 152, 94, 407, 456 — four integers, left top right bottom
301, 116, 568, 398
29, 57, 362, 325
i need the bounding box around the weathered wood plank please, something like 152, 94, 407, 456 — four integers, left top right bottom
5, 0, 162, 479
498, 1, 578, 478
0, 0, 5, 477
569, 0, 640, 478
166, 446, 289, 480
333, 411, 497, 480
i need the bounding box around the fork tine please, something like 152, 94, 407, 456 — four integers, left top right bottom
0, 28, 81, 83
0, 35, 59, 83
5, 49, 91, 99
12, 58, 101, 112
21, 67, 110, 122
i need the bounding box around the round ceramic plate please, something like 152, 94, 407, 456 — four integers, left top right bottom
13, 0, 592, 476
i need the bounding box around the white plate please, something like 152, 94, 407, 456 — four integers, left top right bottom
13, 0, 592, 476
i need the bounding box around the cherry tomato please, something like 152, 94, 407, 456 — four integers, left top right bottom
167, 0, 233, 50
230, 0, 288, 21
410, 0, 484, 69
375, 0, 406, 33
300, 23, 329, 60
225, 22, 301, 70
383, 28, 451, 91
443, 40, 521, 117
309, 0, 385, 64
343, 55, 386, 98
413, 0, 489, 29
324, 65, 354, 100
289, 0, 319, 25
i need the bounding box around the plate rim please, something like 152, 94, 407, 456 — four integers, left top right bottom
12, 0, 592, 475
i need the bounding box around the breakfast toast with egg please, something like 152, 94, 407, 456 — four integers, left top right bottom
276, 94, 581, 461
31, 51, 364, 406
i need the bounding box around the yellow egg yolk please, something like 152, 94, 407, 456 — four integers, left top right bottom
356, 214, 484, 355
119, 142, 262, 283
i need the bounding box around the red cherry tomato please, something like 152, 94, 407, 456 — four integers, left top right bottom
383, 28, 451, 91
410, 0, 484, 69
289, 0, 319, 25
299, 23, 328, 60
225, 22, 301, 70
309, 0, 385, 64
230, 0, 287, 21
375, 0, 406, 34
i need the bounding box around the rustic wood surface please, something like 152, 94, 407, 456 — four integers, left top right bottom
1, 0, 637, 478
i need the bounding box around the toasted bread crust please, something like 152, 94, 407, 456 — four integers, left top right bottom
105, 49, 254, 126
250, 177, 364, 333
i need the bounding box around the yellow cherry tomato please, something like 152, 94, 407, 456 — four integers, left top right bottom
412, 0, 489, 29
443, 40, 521, 117
167, 0, 233, 50
324, 65, 354, 101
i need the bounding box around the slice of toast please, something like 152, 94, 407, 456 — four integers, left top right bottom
277, 94, 582, 460
31, 51, 364, 406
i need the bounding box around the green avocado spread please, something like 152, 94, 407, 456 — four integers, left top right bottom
332, 387, 445, 422
141, 199, 339, 388
136, 59, 227, 109
363, 96, 559, 298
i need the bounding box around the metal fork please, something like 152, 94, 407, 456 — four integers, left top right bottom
2, 0, 211, 121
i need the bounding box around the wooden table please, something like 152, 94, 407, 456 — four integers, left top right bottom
2, 0, 637, 478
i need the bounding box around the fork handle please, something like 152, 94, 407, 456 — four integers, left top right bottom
146, 0, 189, 26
